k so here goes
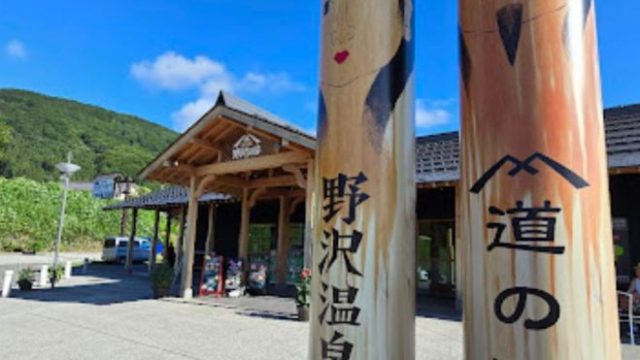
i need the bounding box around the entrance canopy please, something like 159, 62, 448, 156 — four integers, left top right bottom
139, 91, 316, 199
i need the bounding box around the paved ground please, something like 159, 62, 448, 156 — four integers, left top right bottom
0, 252, 99, 288
0, 263, 637, 359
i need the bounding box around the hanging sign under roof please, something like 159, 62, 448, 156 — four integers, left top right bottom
232, 134, 262, 160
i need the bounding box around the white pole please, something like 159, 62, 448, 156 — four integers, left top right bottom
64, 261, 72, 279
39, 265, 48, 286
52, 172, 70, 287
2, 270, 13, 298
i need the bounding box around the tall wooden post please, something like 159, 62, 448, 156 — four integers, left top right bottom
454, 184, 463, 312
238, 188, 250, 261
205, 204, 216, 256
310, 0, 415, 358
164, 211, 172, 259
460, 1, 620, 359
181, 176, 199, 299
276, 195, 291, 285
176, 206, 186, 269
149, 209, 160, 270
125, 208, 138, 274
303, 159, 315, 269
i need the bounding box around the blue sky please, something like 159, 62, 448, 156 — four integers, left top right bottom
0, 1, 638, 136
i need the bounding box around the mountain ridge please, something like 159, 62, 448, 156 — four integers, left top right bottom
0, 88, 178, 182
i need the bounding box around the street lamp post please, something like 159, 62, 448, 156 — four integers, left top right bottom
51, 152, 80, 288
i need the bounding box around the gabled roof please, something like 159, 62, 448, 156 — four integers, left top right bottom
604, 104, 640, 168
414, 104, 640, 185
217, 91, 314, 141
138, 91, 316, 186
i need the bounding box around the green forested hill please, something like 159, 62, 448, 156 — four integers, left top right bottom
0, 89, 177, 181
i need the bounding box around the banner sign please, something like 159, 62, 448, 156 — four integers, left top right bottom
198, 256, 224, 297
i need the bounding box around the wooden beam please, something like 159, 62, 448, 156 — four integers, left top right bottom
196, 175, 217, 197
190, 137, 223, 153
249, 175, 298, 189
249, 187, 266, 208
176, 206, 186, 271
283, 164, 307, 189
194, 151, 311, 177
289, 195, 305, 216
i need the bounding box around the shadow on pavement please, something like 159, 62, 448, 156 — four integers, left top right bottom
9, 263, 153, 306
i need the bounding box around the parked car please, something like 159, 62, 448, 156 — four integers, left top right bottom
101, 236, 152, 263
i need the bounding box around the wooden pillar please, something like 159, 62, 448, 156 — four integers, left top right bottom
149, 209, 160, 270
238, 188, 250, 262
460, 1, 620, 358
276, 195, 291, 285
205, 204, 216, 256
120, 208, 128, 236
125, 208, 138, 274
181, 176, 199, 299
310, 0, 415, 358
176, 205, 186, 270
454, 184, 462, 312
164, 211, 172, 259
303, 159, 315, 269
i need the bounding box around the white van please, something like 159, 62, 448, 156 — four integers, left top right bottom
101, 236, 151, 263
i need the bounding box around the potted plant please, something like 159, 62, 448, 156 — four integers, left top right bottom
49, 265, 64, 287
17, 268, 34, 291
150, 263, 174, 298
295, 268, 311, 321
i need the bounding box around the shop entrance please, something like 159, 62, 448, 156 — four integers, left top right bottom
417, 219, 456, 298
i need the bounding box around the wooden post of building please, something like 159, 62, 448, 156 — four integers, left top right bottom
238, 188, 250, 262
149, 209, 160, 271
459, 1, 620, 358
125, 208, 138, 274
180, 176, 200, 299
454, 184, 462, 312
309, 0, 415, 358
205, 204, 216, 256
175, 205, 186, 272
276, 195, 291, 285
303, 159, 315, 269
120, 209, 128, 237
164, 211, 172, 260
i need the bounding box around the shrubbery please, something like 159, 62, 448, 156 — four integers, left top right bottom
0, 177, 157, 252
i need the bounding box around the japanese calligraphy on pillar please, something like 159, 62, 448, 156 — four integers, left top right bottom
310, 0, 415, 359
460, 1, 621, 359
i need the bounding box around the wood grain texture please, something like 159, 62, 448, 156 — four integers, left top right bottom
459, 1, 620, 359
309, 0, 415, 359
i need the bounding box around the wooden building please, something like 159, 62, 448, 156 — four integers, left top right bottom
106, 93, 640, 301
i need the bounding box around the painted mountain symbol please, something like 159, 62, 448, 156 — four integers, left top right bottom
470, 152, 590, 194
496, 3, 523, 66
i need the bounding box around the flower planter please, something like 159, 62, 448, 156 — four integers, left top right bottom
152, 287, 170, 299
297, 306, 309, 322
18, 279, 33, 291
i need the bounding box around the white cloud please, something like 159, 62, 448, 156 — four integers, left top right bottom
6, 40, 27, 60
131, 52, 228, 91
415, 99, 453, 129
132, 52, 306, 130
